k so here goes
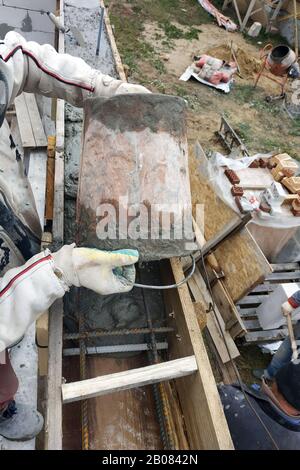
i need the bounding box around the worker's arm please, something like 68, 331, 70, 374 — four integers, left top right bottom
282, 290, 300, 316
0, 245, 138, 352
1, 31, 149, 109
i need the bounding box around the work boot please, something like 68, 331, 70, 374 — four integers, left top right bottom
0, 400, 43, 441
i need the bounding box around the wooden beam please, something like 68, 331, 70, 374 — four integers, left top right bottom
167, 258, 234, 450
99, 0, 127, 81
185, 219, 246, 339
62, 356, 198, 404
23, 93, 48, 147
45, 300, 63, 449
14, 93, 36, 148
45, 0, 65, 451
187, 266, 240, 363
241, 0, 256, 31
14, 93, 47, 148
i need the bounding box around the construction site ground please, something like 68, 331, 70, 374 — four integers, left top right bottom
105, 0, 296, 383
106, 0, 300, 159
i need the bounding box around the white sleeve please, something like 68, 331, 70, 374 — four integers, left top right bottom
1, 31, 149, 108
0, 250, 67, 353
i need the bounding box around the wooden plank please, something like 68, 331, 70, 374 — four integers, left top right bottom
52, 98, 64, 244
208, 269, 246, 338
241, 0, 257, 30
62, 356, 198, 404
99, 0, 127, 81
27, 150, 47, 226
14, 93, 36, 148
265, 271, 300, 282
271, 263, 300, 272
24, 93, 47, 147
45, 299, 63, 449
45, 136, 56, 220
83, 356, 162, 450
252, 283, 275, 294
189, 219, 246, 338
237, 307, 258, 317
189, 143, 271, 303
245, 328, 288, 344
45, 0, 65, 451
237, 295, 268, 306
242, 319, 261, 330
166, 258, 234, 450
187, 267, 240, 363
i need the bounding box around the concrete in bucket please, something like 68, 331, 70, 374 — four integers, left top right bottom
76, 93, 194, 261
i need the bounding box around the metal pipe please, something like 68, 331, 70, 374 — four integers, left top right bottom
96, 6, 105, 56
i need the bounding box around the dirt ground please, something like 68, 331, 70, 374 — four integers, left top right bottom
107, 0, 300, 158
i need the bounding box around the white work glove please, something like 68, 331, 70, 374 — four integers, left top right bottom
282, 301, 294, 317
52, 244, 139, 295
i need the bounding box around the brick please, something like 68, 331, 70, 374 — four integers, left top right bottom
282, 177, 300, 194
231, 185, 244, 197
259, 201, 272, 213
267, 161, 276, 170
291, 208, 300, 217
259, 158, 267, 168
249, 160, 259, 168
225, 168, 240, 185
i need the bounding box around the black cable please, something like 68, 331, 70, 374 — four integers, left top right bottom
198, 248, 280, 450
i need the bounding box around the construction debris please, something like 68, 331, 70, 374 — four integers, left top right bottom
198, 0, 238, 31
180, 54, 237, 92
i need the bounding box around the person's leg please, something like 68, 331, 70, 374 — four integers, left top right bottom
0, 350, 43, 441
0, 350, 18, 411
265, 337, 292, 379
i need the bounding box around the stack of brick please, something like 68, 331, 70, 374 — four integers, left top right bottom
282, 177, 300, 195
270, 153, 298, 182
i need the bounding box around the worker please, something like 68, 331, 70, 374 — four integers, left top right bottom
253, 292, 300, 382
219, 359, 300, 450
0, 31, 149, 442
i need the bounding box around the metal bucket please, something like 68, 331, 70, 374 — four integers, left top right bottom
77, 93, 194, 261
267, 44, 296, 76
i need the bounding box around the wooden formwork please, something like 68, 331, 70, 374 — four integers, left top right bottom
44, 0, 273, 451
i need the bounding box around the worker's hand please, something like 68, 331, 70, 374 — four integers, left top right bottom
52, 244, 139, 295
282, 301, 294, 317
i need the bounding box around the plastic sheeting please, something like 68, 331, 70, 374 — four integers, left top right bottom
197, 0, 238, 32
180, 65, 234, 93
200, 148, 300, 229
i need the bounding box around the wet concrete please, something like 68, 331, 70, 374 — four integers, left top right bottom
0, 1, 55, 44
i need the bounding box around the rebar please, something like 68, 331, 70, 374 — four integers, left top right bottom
63, 326, 174, 341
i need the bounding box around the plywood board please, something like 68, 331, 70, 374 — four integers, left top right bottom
189, 143, 271, 302
236, 167, 274, 189
162, 259, 234, 450
87, 356, 162, 450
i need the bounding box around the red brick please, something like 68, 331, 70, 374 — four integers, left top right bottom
231, 185, 244, 197
225, 168, 240, 185
249, 160, 259, 168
